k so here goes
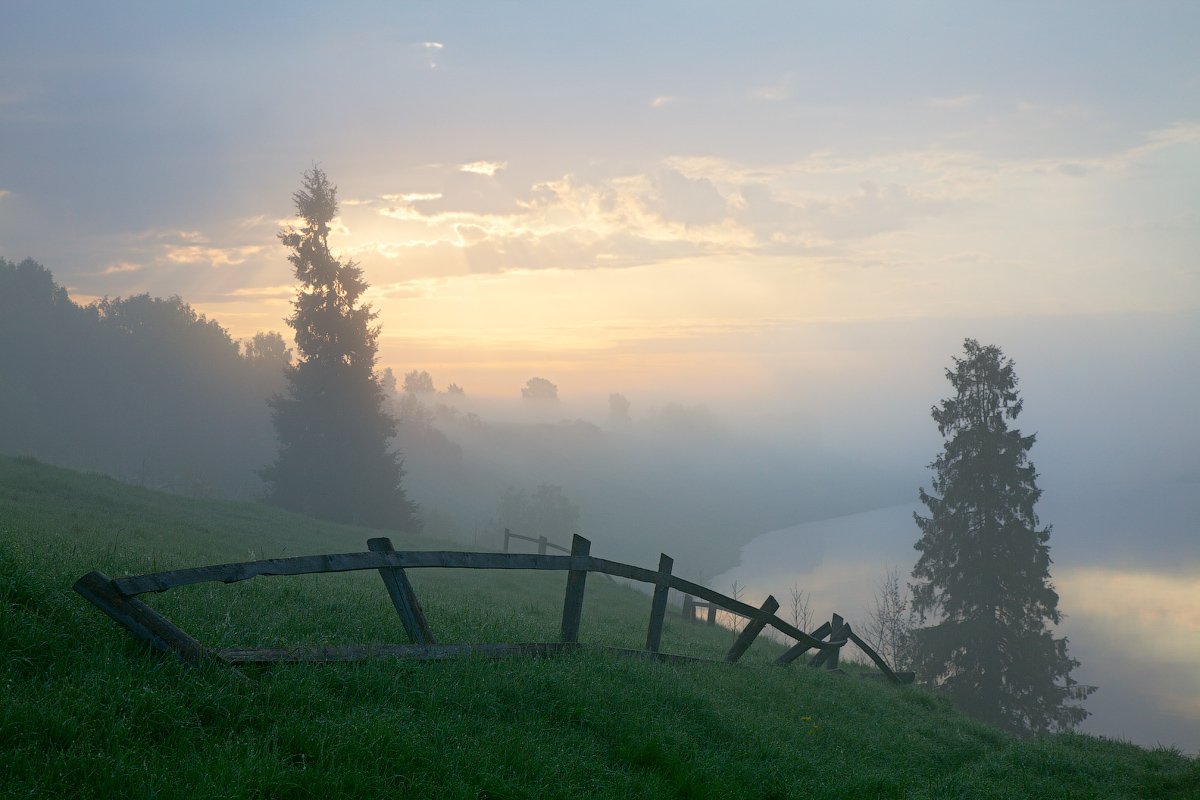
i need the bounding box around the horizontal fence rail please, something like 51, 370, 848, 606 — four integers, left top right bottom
75, 535, 912, 685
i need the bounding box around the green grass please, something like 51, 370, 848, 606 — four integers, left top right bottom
2, 455, 1197, 798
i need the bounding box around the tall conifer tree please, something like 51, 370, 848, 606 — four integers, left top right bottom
911, 339, 1092, 735
262, 168, 418, 530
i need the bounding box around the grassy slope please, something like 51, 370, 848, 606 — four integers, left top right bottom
1, 456, 1196, 799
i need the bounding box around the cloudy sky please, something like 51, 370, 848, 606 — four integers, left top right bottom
2, 2, 1197, 404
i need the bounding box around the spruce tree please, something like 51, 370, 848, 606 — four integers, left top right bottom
911, 339, 1092, 735
261, 167, 418, 530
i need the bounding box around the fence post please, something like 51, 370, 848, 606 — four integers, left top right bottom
775, 619, 832, 665
367, 537, 436, 645
73, 571, 211, 665
559, 534, 591, 643
538, 536, 548, 556
809, 614, 845, 670
725, 595, 780, 663
681, 594, 694, 622
707, 604, 717, 626
645, 554, 674, 652
503, 528, 511, 553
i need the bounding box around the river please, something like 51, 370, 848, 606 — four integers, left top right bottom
711, 489, 1200, 756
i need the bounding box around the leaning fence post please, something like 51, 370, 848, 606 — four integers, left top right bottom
367, 537, 436, 645
725, 595, 780, 663
645, 553, 674, 652
73, 571, 211, 665
809, 614, 845, 670
559, 534, 591, 643
775, 620, 832, 665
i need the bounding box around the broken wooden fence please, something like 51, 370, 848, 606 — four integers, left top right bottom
74, 534, 910, 684
502, 528, 571, 556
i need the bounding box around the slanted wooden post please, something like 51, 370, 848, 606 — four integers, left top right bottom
367, 537, 436, 645
775, 620, 832, 665
809, 614, 846, 670
503, 528, 511, 553
681, 594, 694, 622
73, 571, 211, 665
644, 553, 674, 652
706, 604, 717, 626
537, 536, 548, 556
725, 595, 780, 663
559, 534, 591, 643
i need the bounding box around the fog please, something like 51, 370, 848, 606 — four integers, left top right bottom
3, 257, 1198, 753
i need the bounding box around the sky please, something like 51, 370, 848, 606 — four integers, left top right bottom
2, 1, 1199, 753
2, 2, 1197, 406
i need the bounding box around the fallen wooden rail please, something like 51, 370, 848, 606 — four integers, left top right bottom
74, 535, 912, 684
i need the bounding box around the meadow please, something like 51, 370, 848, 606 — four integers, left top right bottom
2, 455, 1196, 798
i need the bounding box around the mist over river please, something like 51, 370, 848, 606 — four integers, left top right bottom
712, 486, 1200, 756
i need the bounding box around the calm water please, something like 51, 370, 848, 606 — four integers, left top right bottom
712, 495, 1200, 755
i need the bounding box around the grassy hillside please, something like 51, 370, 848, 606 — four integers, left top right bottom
2, 456, 1196, 798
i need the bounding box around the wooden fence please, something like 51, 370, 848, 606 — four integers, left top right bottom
73, 534, 912, 684
502, 528, 571, 556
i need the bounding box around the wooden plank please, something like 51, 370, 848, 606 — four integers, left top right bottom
588, 557, 661, 585
845, 627, 902, 685
666, 575, 762, 619
367, 537, 436, 645
73, 571, 211, 665
725, 595, 781, 663
115, 551, 579, 595
775, 620, 832, 665
810, 615, 848, 670
559, 535, 590, 643
644, 554, 674, 652
218, 641, 581, 663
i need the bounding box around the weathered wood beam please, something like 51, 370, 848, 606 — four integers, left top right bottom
73, 571, 210, 665
725, 595, 781, 663
775, 620, 832, 665
218, 642, 581, 663
844, 627, 904, 685
367, 537, 435, 645
559, 535, 590, 643
644, 554, 674, 653
115, 551, 579, 595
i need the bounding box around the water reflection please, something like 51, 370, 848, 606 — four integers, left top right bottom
712, 505, 1199, 755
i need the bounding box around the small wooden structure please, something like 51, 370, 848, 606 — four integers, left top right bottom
74, 535, 911, 684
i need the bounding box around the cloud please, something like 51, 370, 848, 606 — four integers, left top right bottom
650, 95, 677, 109
0, 188, 10, 199
100, 261, 143, 275
382, 192, 443, 203
417, 41, 444, 69
165, 244, 265, 267
751, 73, 794, 102
928, 94, 979, 109
459, 161, 507, 177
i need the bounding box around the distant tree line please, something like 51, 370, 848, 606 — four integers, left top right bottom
0, 256, 288, 497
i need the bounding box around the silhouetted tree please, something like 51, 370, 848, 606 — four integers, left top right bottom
911, 339, 1092, 735
608, 392, 631, 426
496, 483, 579, 542
403, 369, 435, 395
0, 258, 280, 496
521, 377, 558, 403
261, 167, 418, 530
